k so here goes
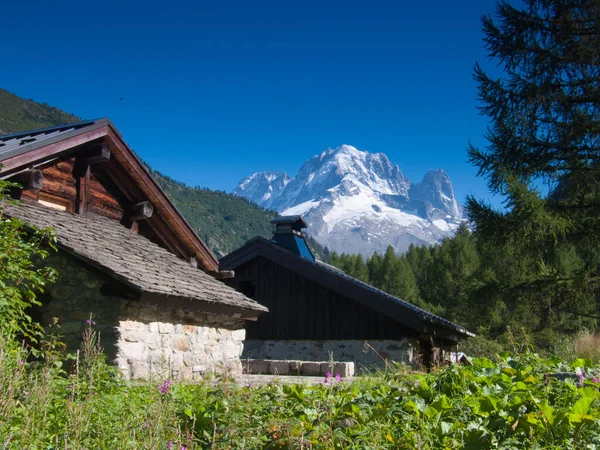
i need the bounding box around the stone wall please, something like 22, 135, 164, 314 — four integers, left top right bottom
37, 253, 246, 379
242, 339, 417, 372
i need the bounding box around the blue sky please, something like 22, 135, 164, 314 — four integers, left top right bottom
1, 0, 503, 207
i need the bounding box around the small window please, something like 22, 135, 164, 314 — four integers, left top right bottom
37, 193, 73, 212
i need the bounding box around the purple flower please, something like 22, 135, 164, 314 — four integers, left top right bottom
166, 442, 172, 449
323, 372, 342, 385
181, 446, 187, 450
18, 360, 25, 366
68, 385, 73, 390
593, 377, 599, 384
159, 379, 172, 394
85, 319, 96, 326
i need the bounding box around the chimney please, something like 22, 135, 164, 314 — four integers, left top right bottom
270, 215, 315, 262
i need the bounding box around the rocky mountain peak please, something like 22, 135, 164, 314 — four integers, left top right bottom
233, 145, 464, 256
233, 171, 291, 208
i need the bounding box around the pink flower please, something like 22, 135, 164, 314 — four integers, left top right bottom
159, 379, 172, 394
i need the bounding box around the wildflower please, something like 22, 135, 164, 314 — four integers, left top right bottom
594, 377, 599, 384
18, 360, 25, 366
181, 446, 187, 450
68, 385, 73, 390
322, 372, 342, 386
85, 319, 97, 326
159, 379, 172, 394
166, 442, 172, 449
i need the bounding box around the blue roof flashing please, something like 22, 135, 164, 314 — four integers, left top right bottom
271, 234, 315, 262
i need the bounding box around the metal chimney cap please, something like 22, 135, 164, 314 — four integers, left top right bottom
270, 215, 308, 229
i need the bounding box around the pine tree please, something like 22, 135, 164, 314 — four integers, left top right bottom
467, 0, 600, 329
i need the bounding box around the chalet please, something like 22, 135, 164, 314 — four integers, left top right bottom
220, 216, 474, 369
0, 119, 267, 379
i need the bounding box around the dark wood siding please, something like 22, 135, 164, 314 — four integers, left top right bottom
232, 257, 417, 341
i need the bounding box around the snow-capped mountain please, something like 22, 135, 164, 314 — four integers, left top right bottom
233, 171, 291, 208
233, 145, 463, 256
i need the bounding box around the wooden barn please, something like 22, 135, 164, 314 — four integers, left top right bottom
0, 119, 267, 379
220, 216, 473, 369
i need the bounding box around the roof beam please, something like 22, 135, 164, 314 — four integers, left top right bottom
78, 142, 111, 165
8, 169, 43, 191
127, 201, 153, 221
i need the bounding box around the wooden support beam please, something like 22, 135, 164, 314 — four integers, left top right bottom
9, 169, 44, 191
75, 164, 91, 215
214, 270, 235, 280
79, 142, 111, 165
126, 201, 153, 221
8, 169, 43, 199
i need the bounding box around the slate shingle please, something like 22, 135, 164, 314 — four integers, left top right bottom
5, 201, 267, 314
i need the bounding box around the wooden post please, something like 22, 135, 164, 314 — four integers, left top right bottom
75, 163, 90, 215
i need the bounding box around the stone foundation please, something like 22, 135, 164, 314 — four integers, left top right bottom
37, 253, 246, 380
242, 339, 417, 372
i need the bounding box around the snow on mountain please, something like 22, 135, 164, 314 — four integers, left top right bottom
233, 145, 464, 256
232, 171, 291, 209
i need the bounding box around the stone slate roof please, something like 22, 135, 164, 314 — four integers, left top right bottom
5, 201, 267, 315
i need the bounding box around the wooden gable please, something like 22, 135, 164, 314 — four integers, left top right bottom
0, 119, 218, 273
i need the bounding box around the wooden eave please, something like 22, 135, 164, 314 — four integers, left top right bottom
0, 119, 219, 273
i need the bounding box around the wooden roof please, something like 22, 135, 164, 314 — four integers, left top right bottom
0, 119, 219, 272
220, 236, 475, 341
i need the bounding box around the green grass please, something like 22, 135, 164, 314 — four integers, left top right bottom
2, 325, 600, 449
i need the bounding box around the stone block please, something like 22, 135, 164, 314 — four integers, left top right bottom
289, 361, 302, 374
158, 322, 174, 334
181, 325, 196, 335
171, 336, 190, 352
148, 322, 159, 333
209, 345, 224, 360
119, 342, 149, 361
224, 340, 242, 358
51, 285, 74, 300
320, 362, 333, 376
269, 360, 290, 375
119, 320, 146, 332
122, 333, 140, 343
244, 359, 270, 374
130, 362, 150, 380
192, 364, 207, 373
334, 362, 355, 378
300, 362, 323, 376
231, 329, 246, 341
178, 367, 193, 380
61, 321, 82, 334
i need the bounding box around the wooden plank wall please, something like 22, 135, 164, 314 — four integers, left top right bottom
21, 158, 125, 220
237, 257, 418, 341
